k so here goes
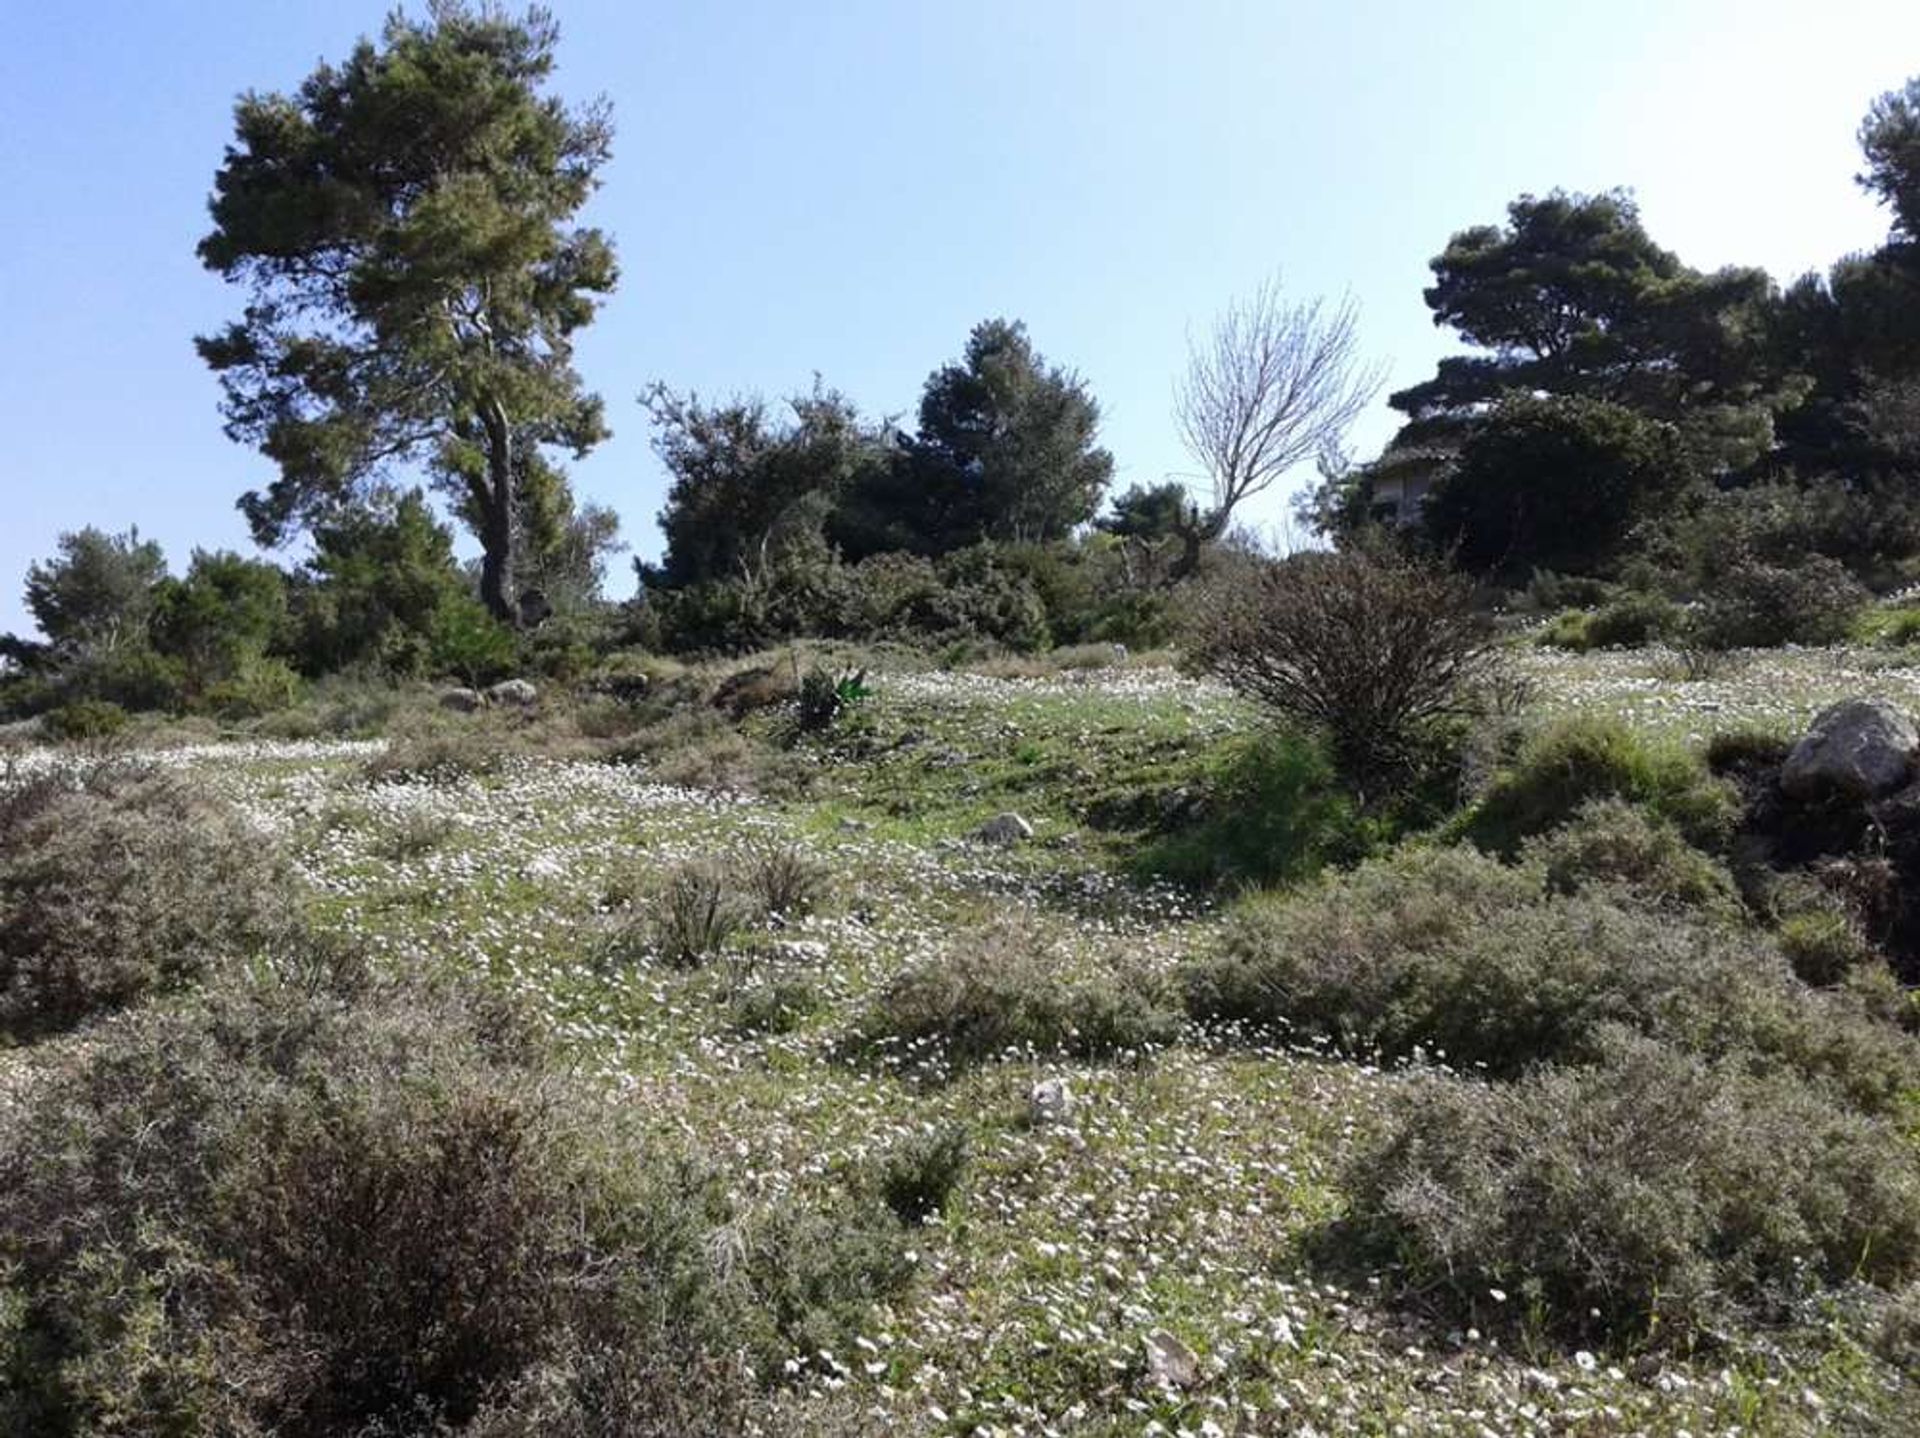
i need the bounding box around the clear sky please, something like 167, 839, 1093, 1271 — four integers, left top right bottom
3, 0, 1918, 636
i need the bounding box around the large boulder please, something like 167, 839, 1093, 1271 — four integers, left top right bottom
1780, 698, 1919, 802
487, 679, 540, 709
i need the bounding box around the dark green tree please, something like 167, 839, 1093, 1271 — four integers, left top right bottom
644, 381, 879, 586
901, 319, 1113, 549
23, 528, 168, 661
295, 489, 468, 673
1393, 191, 1785, 473
1423, 394, 1686, 579
1860, 77, 1920, 242
1097, 481, 1190, 543
196, 1, 617, 625
151, 551, 289, 695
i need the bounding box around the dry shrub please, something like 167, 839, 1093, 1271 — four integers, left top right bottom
739, 841, 831, 923
0, 765, 298, 1039
364, 729, 508, 784
0, 978, 909, 1435
606, 708, 786, 794
1343, 1032, 1920, 1346
1192, 545, 1494, 787
1187, 844, 1918, 1111
856, 920, 1180, 1071
651, 860, 751, 968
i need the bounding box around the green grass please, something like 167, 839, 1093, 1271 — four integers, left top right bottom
5, 659, 1918, 1434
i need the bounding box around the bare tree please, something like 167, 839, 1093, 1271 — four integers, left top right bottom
1171, 278, 1385, 577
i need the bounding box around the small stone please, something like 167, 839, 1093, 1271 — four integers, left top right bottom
487, 678, 539, 708
1142, 1329, 1198, 1389
972, 812, 1034, 846
438, 687, 484, 713
1029, 1076, 1074, 1124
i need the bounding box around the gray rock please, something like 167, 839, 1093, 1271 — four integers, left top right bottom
1781, 698, 1919, 801
438, 687, 485, 713
1142, 1329, 1199, 1389
487, 678, 539, 709
1029, 1076, 1074, 1124
972, 812, 1034, 846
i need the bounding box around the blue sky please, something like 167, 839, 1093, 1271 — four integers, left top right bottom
3, 0, 1918, 636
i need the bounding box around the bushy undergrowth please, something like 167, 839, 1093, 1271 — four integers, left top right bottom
0, 765, 297, 1039
1342, 1033, 1920, 1348
1463, 715, 1738, 855
854, 921, 1179, 1071
875, 1125, 971, 1225
1522, 797, 1742, 919
1135, 729, 1368, 890
0, 979, 910, 1435
1187, 845, 1918, 1110
363, 728, 509, 784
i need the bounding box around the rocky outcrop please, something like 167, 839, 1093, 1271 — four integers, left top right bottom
1779, 698, 1918, 802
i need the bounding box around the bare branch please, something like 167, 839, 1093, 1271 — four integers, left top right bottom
1174, 277, 1386, 542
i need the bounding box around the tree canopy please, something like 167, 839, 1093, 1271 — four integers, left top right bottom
196, 0, 617, 624
901, 319, 1114, 549
1392, 191, 1785, 473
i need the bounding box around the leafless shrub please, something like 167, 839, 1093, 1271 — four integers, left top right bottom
739, 841, 831, 924
1192, 544, 1494, 788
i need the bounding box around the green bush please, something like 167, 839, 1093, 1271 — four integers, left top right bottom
1533, 610, 1595, 651
1521, 798, 1741, 919
1689, 554, 1867, 649
729, 976, 822, 1036
855, 921, 1180, 1073
1463, 716, 1738, 855
198, 655, 302, 719
0, 766, 298, 1040
1704, 726, 1792, 776
1585, 591, 1682, 649
39, 699, 129, 741
0, 979, 909, 1434
875, 1125, 971, 1225
364, 730, 509, 784
1186, 844, 1918, 1110
1778, 909, 1878, 987
1135, 729, 1367, 890
1342, 1033, 1920, 1346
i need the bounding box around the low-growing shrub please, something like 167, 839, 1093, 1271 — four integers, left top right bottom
1704, 726, 1792, 776
1464, 716, 1738, 855
729, 976, 822, 1036
1777, 909, 1878, 987
1521, 798, 1742, 920
1534, 610, 1596, 651
855, 921, 1180, 1071
1186, 844, 1918, 1110
0, 979, 911, 1434
740, 841, 832, 923
0, 766, 298, 1039
1583, 591, 1682, 649
875, 1125, 971, 1225
1192, 545, 1494, 789
652, 860, 751, 968
1135, 729, 1368, 890
364, 730, 508, 784
1689, 554, 1867, 649
38, 698, 130, 741
1341, 1033, 1920, 1346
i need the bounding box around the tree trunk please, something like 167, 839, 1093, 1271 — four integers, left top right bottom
477, 400, 519, 625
